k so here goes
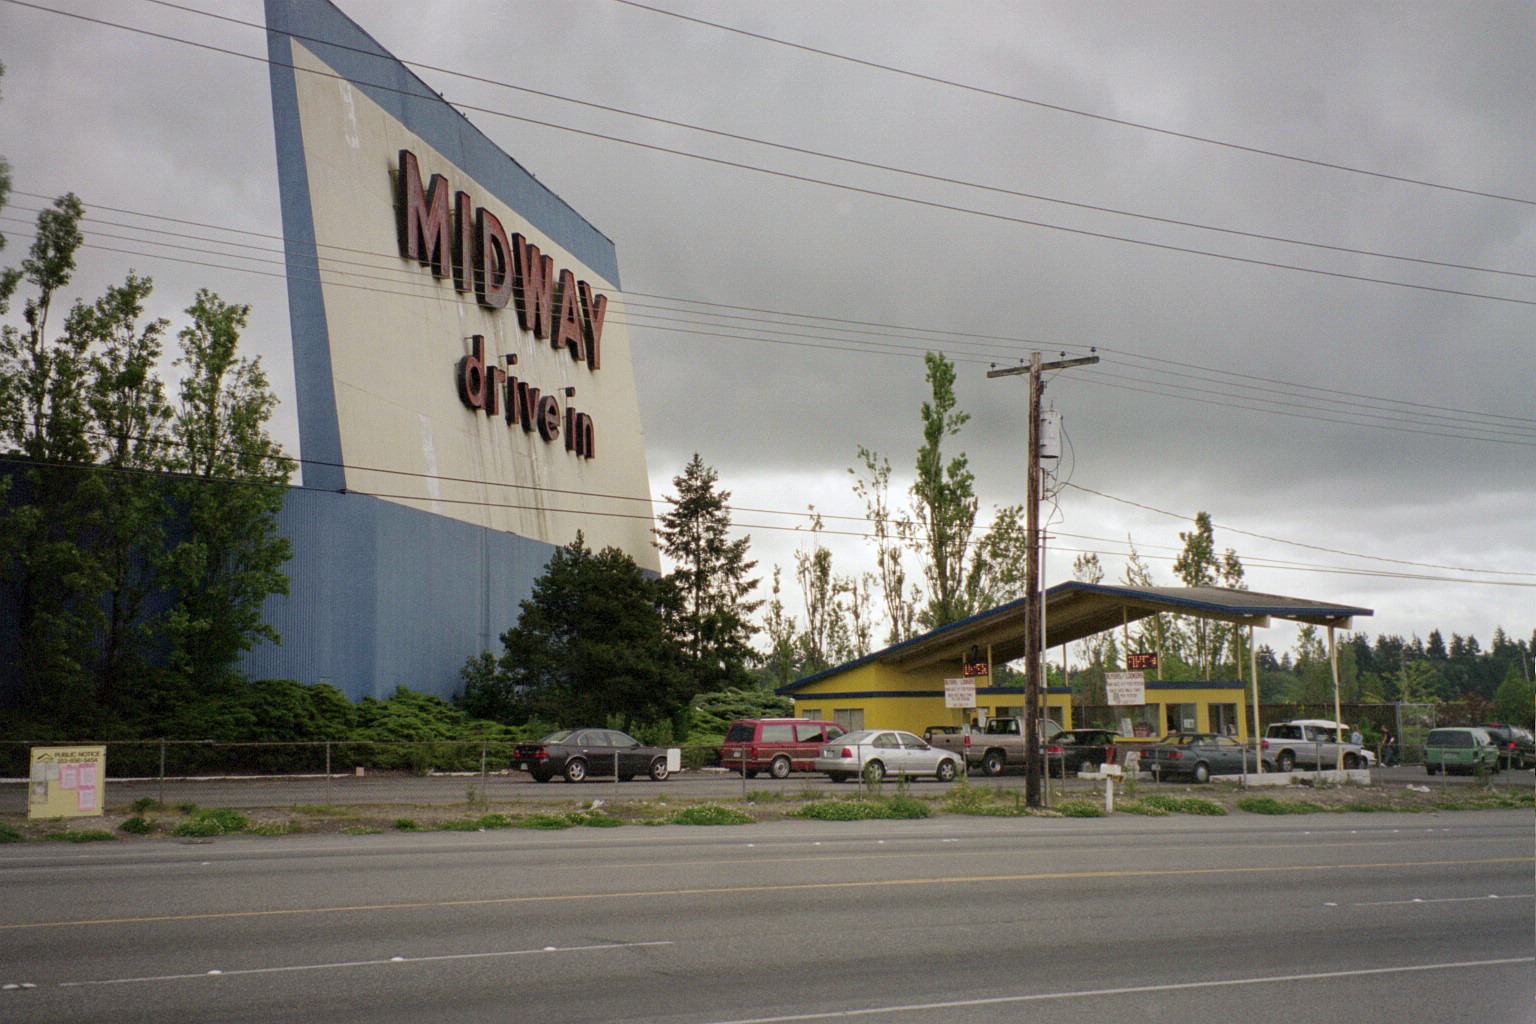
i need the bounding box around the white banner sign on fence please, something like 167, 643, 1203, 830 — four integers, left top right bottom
1105, 671, 1146, 706
943, 678, 977, 709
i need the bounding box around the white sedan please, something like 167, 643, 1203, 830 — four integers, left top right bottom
815, 729, 961, 783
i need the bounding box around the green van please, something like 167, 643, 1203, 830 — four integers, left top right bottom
1423, 727, 1499, 776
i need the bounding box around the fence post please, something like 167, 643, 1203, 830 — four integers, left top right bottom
481, 741, 489, 811
158, 738, 166, 807
325, 741, 332, 807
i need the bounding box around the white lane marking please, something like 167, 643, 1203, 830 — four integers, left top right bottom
56, 941, 671, 988
1349, 893, 1534, 907
700, 958, 1536, 1024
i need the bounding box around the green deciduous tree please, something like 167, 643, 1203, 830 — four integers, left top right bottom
911, 352, 978, 629
0, 194, 102, 729
160, 290, 293, 697
653, 453, 761, 693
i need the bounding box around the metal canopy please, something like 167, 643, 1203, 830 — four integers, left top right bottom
782, 582, 1372, 690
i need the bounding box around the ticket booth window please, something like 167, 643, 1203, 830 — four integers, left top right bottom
1166, 703, 1198, 734
1209, 703, 1239, 736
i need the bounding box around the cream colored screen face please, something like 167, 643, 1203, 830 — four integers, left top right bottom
288, 41, 656, 568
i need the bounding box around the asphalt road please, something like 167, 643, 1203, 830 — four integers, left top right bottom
2, 811, 1531, 1023
2, 762, 1528, 814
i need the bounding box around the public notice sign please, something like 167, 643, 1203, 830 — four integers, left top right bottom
29, 746, 106, 819
1105, 671, 1147, 706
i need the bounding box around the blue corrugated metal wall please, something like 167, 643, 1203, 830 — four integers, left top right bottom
240, 488, 558, 702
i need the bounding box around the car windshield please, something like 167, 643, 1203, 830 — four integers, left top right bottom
539, 730, 574, 743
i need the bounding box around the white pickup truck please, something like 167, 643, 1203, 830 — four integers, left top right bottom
1263, 719, 1371, 771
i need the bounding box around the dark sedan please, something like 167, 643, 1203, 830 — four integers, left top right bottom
514, 729, 672, 783
1047, 728, 1119, 776
1478, 723, 1535, 770
1140, 732, 1273, 783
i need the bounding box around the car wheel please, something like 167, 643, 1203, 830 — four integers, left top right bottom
935, 759, 958, 783
1425, 764, 1439, 775
563, 757, 588, 783
863, 760, 886, 784
1192, 761, 1211, 784
769, 756, 792, 780
1277, 751, 1295, 772
981, 751, 1006, 776
649, 757, 670, 781
1344, 753, 1361, 770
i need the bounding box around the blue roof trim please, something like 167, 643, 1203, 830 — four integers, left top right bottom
788, 688, 1071, 701
1047, 581, 1373, 620
263, 1, 618, 284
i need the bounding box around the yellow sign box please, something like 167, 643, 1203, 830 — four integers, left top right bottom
28, 746, 106, 819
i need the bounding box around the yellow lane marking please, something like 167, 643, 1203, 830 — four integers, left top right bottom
3, 856, 1528, 931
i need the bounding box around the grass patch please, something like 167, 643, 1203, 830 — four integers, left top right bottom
1134, 794, 1227, 816
516, 813, 575, 830
1057, 799, 1106, 818
670, 804, 755, 826
793, 796, 932, 822
43, 829, 116, 843
393, 817, 424, 831
129, 797, 164, 815
1237, 796, 1325, 815
292, 804, 350, 817
342, 826, 384, 835
939, 782, 1029, 817
119, 816, 156, 835
244, 820, 296, 836
0, 822, 27, 843
171, 808, 250, 838
1434, 789, 1536, 812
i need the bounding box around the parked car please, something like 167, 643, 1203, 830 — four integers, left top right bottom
1141, 732, 1273, 783
1424, 727, 1500, 776
514, 729, 672, 783
1047, 728, 1119, 776
720, 718, 846, 778
1478, 723, 1535, 770
815, 729, 961, 783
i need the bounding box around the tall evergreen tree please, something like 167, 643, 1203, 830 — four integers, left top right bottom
493, 534, 690, 729
653, 453, 760, 692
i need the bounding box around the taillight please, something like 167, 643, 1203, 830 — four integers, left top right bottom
1261, 739, 1269, 750
840, 747, 854, 758
1166, 750, 1183, 760
529, 750, 548, 761
1045, 746, 1063, 755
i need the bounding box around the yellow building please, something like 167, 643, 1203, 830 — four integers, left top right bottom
781, 582, 1371, 742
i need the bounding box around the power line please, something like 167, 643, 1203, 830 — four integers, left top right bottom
6, 195, 1532, 449
612, 0, 1536, 209
8, 0, 1536, 309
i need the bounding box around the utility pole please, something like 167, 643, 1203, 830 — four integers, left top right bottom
988, 351, 1098, 807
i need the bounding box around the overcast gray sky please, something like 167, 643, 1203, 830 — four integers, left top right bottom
1, 0, 1531, 658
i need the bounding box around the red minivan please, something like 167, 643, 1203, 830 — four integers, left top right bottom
720, 718, 847, 778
